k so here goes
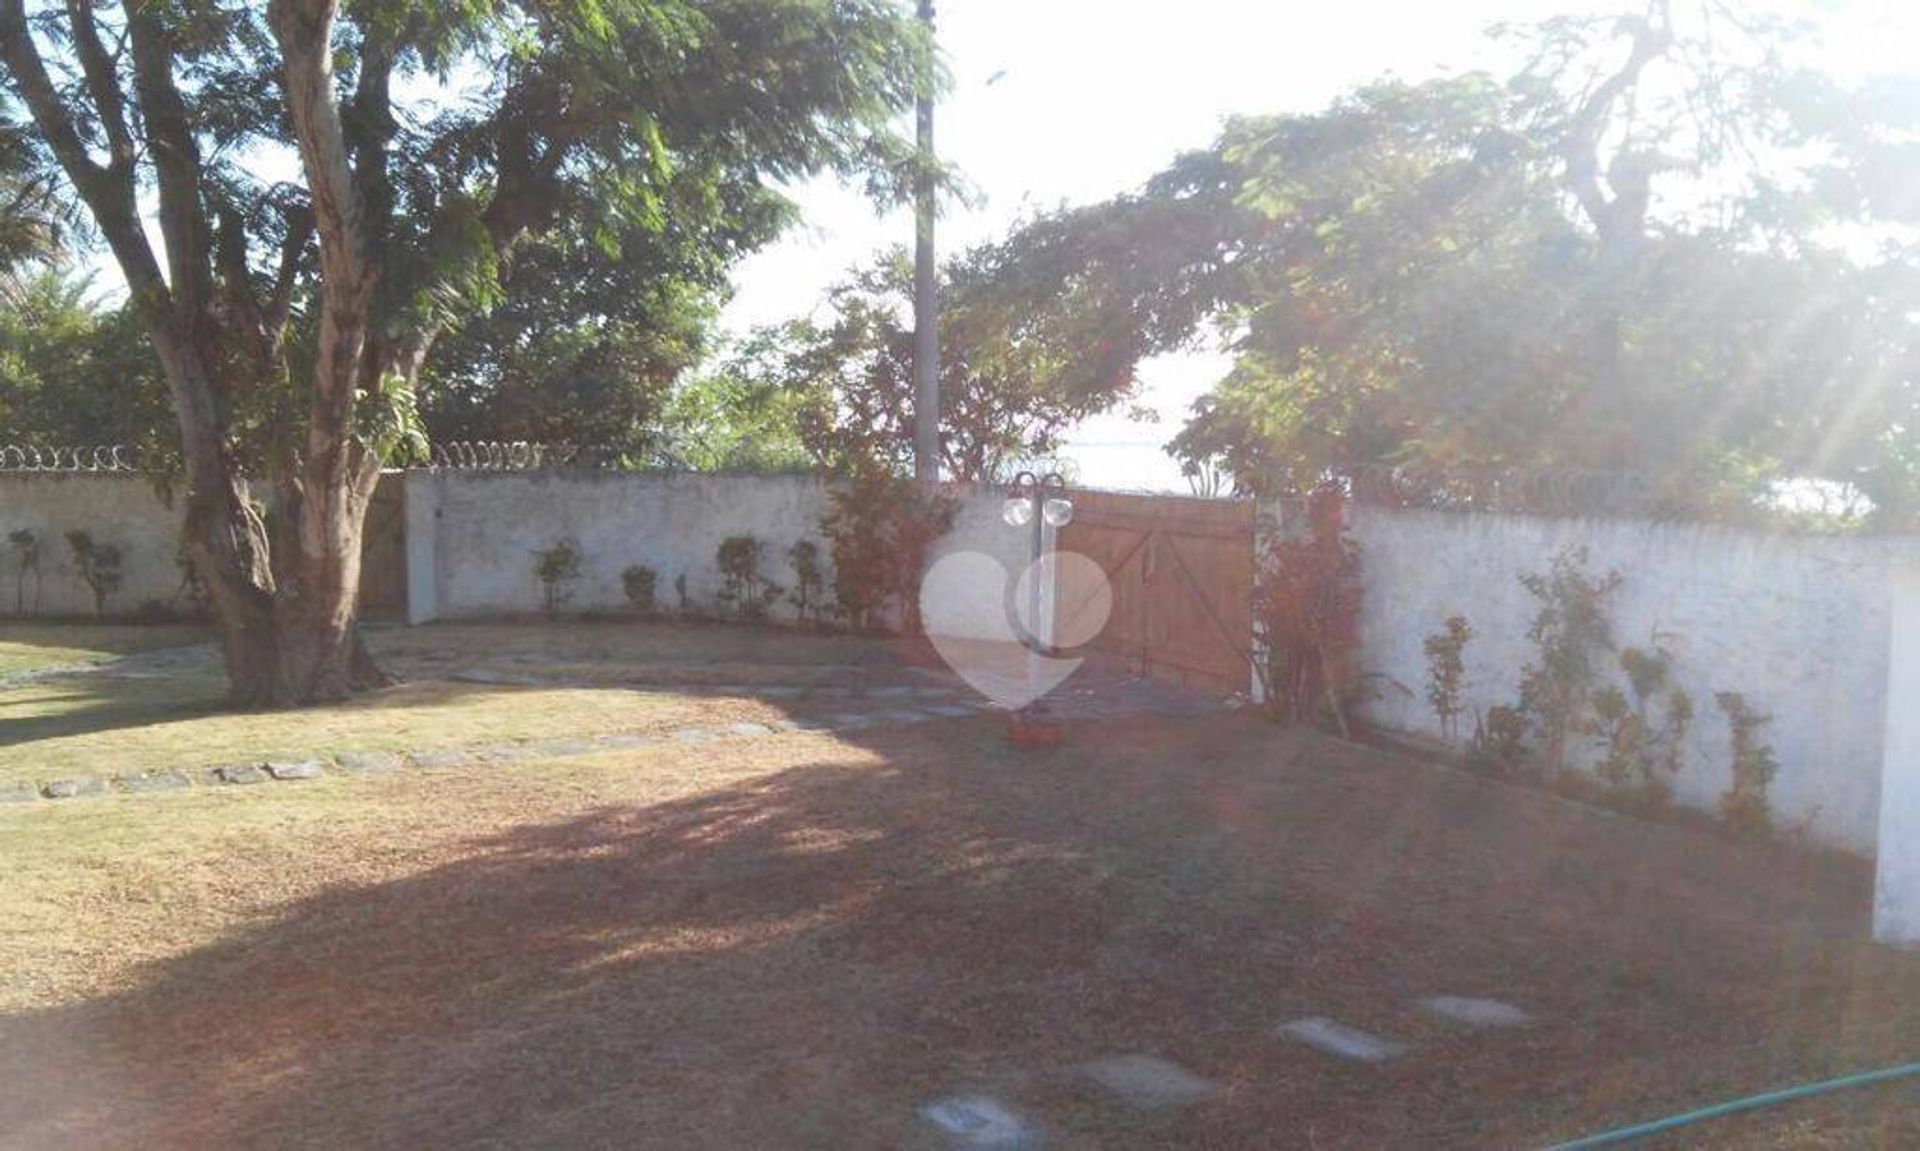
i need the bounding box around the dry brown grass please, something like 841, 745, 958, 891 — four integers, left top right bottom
2, 714, 1917, 1149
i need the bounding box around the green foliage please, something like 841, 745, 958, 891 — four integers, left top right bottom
620, 564, 657, 615
353, 374, 431, 467
530, 539, 584, 619
1516, 546, 1622, 778
1715, 691, 1780, 836
1591, 637, 1694, 810
1254, 484, 1363, 734
7, 527, 38, 615
1422, 615, 1473, 741
819, 469, 958, 633
1468, 704, 1529, 778
658, 338, 814, 472
786, 540, 826, 627
0, 270, 171, 451
738, 209, 1202, 481
715, 535, 780, 621
5, 0, 938, 479
63, 530, 122, 617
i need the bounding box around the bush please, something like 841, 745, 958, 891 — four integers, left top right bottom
621, 564, 658, 614
787, 540, 827, 626
64, 530, 124, 617
1591, 638, 1693, 810
819, 469, 957, 634
1515, 545, 1621, 778
1422, 615, 1473, 741
716, 535, 782, 620
531, 539, 584, 618
1254, 483, 1363, 734
1715, 691, 1779, 836
8, 529, 41, 615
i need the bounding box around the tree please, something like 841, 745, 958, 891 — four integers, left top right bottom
1, 0, 934, 704
419, 177, 794, 459
743, 195, 1222, 481
1153, 6, 1920, 515
0, 269, 170, 450
0, 97, 68, 296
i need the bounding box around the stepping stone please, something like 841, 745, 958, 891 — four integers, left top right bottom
1277, 1017, 1409, 1064
119, 771, 191, 795
913, 686, 957, 698
264, 759, 324, 781
212, 764, 268, 786
723, 722, 776, 737
671, 728, 719, 744
335, 751, 402, 774
481, 745, 541, 764
597, 733, 661, 750
411, 750, 472, 770
756, 686, 806, 699
1419, 996, 1532, 1028
526, 738, 597, 758
878, 709, 934, 724
920, 1094, 1044, 1150
868, 685, 918, 699
829, 713, 880, 729
1077, 1054, 1217, 1109
43, 777, 110, 799
0, 783, 38, 804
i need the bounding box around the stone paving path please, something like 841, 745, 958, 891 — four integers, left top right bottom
921, 996, 1535, 1148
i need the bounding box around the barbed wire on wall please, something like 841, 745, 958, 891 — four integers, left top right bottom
426, 441, 585, 471
0, 444, 143, 472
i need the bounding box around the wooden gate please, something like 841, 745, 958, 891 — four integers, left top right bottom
357, 472, 408, 621
1056, 489, 1255, 695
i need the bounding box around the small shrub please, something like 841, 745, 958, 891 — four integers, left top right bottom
621, 564, 658, 614
1422, 615, 1473, 741
787, 540, 827, 626
1591, 638, 1694, 809
716, 535, 782, 620
1715, 691, 1779, 836
674, 572, 694, 617
531, 539, 584, 619
1515, 545, 1621, 777
1255, 482, 1363, 735
64, 530, 124, 617
8, 529, 41, 615
819, 468, 958, 634
172, 545, 211, 618
1468, 704, 1529, 778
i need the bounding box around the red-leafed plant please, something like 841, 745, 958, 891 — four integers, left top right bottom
1255, 482, 1364, 734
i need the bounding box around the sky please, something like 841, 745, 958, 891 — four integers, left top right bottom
721, 0, 1920, 491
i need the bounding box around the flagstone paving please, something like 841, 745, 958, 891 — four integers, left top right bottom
919, 1095, 1046, 1150
1277, 1016, 1411, 1063
1076, 1054, 1219, 1110
1419, 995, 1532, 1027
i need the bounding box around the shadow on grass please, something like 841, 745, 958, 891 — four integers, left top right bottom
2, 719, 1918, 1150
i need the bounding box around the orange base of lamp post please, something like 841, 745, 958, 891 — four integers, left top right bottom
1005, 706, 1066, 750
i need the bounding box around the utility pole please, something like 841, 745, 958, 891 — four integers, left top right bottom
912, 0, 940, 484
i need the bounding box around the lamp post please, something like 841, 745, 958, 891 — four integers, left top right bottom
1002, 471, 1073, 745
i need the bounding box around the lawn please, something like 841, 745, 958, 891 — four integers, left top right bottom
0, 622, 210, 676
2, 704, 1917, 1149
0, 619, 940, 787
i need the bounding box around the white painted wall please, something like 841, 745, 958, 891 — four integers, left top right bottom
1874, 566, 1920, 945
1348, 504, 1920, 853
0, 474, 188, 615
407, 471, 1030, 639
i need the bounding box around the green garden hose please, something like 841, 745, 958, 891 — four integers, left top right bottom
1542, 1060, 1920, 1149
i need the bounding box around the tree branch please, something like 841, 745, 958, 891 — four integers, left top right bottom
65, 0, 134, 174
123, 0, 212, 321
0, 0, 164, 306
